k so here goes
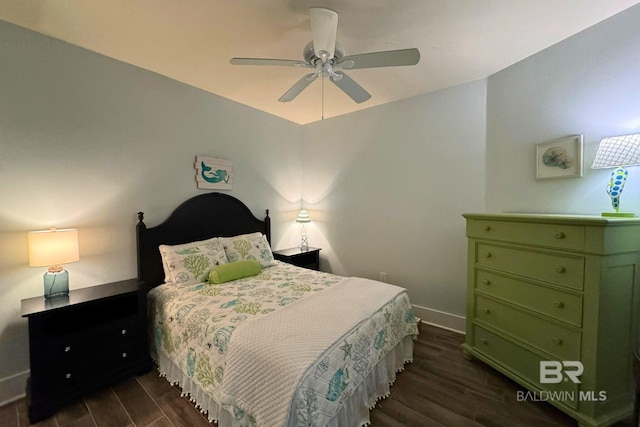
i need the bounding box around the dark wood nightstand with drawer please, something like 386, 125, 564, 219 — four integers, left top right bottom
273, 247, 321, 270
21, 278, 151, 423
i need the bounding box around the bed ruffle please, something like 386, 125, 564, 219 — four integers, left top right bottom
154, 335, 414, 427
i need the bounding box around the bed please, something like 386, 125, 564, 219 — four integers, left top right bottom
137, 193, 418, 427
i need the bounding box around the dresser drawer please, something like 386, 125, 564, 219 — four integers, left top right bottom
32, 339, 139, 395
100, 340, 140, 369
472, 325, 578, 409
476, 244, 584, 290
475, 270, 582, 326
104, 314, 139, 342
467, 219, 585, 251
475, 295, 581, 361
36, 313, 138, 360
31, 357, 91, 395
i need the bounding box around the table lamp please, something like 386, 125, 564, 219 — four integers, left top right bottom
591, 133, 640, 217
296, 210, 311, 251
28, 228, 79, 299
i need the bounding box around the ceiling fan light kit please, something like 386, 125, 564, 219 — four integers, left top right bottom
230, 7, 420, 104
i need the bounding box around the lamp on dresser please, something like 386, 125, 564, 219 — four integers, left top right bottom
591, 133, 640, 217
296, 209, 311, 251
28, 228, 79, 299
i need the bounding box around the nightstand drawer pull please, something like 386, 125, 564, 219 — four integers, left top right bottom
64, 346, 71, 353
552, 337, 563, 345
65, 373, 72, 379
481, 308, 490, 314
484, 252, 492, 258
555, 232, 566, 239
481, 338, 488, 344
481, 279, 491, 286
556, 266, 566, 273
121, 329, 127, 335
554, 301, 565, 308
483, 225, 491, 231
122, 352, 127, 358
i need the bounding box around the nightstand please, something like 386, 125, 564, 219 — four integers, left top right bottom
273, 247, 321, 270
21, 278, 152, 423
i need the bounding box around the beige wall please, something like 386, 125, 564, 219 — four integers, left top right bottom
486, 4, 640, 215
300, 81, 487, 328
0, 20, 302, 404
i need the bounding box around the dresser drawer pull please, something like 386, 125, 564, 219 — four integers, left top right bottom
481, 279, 491, 286
556, 266, 566, 273
555, 232, 566, 239
121, 329, 127, 335
122, 352, 128, 358
65, 373, 72, 379
64, 346, 71, 353
552, 337, 563, 345
483, 252, 492, 258
554, 301, 565, 308
480, 338, 488, 345
483, 225, 491, 231
481, 308, 491, 314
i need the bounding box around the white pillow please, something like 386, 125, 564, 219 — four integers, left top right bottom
220, 232, 275, 268
159, 237, 228, 285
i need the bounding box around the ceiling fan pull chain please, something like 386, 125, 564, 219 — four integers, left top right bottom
321, 73, 324, 120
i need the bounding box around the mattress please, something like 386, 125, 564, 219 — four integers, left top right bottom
148, 261, 418, 426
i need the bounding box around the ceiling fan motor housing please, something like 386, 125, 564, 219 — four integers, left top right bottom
303, 41, 344, 65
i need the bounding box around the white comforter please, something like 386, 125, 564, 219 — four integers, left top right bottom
217, 278, 407, 426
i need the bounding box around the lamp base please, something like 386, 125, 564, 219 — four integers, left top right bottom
601, 212, 636, 218
44, 269, 69, 299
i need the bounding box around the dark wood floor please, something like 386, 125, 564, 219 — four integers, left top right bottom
0, 324, 634, 426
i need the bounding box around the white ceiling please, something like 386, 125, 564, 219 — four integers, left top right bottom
2, 0, 639, 124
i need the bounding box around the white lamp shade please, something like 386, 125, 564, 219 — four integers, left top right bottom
591, 134, 640, 169
28, 228, 79, 267
296, 210, 311, 223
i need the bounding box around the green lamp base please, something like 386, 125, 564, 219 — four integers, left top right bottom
601, 212, 637, 218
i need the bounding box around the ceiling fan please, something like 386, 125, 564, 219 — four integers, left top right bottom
230, 7, 420, 104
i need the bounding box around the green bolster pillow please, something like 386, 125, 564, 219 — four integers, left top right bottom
208, 259, 262, 284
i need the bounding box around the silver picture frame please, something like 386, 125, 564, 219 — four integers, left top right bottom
536, 135, 584, 180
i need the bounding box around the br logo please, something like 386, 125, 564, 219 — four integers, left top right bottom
540, 361, 583, 384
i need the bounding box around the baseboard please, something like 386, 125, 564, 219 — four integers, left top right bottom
0, 370, 28, 407
412, 304, 466, 334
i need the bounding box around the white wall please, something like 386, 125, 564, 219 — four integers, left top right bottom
301, 80, 487, 330
0, 21, 303, 404
486, 4, 640, 214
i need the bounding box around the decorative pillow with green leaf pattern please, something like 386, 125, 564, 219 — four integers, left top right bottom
220, 232, 275, 268
159, 237, 228, 285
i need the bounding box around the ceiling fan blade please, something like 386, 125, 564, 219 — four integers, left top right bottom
337, 48, 420, 70
330, 72, 371, 104
309, 7, 338, 59
278, 73, 319, 102
230, 58, 312, 68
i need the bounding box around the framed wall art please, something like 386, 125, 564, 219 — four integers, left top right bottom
195, 156, 233, 190
536, 135, 583, 180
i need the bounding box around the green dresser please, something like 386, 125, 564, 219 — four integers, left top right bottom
462, 213, 640, 427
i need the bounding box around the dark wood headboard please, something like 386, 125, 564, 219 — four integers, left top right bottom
136, 192, 270, 287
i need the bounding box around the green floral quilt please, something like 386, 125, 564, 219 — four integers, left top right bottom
148, 261, 417, 426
